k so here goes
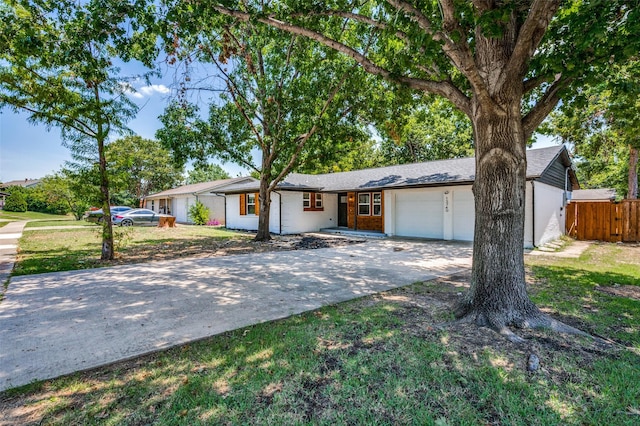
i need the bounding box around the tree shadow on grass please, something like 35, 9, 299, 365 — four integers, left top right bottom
528, 265, 640, 346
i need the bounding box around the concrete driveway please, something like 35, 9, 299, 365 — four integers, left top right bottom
0, 238, 472, 391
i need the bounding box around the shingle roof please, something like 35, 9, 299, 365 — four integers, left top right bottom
145, 177, 253, 198
571, 188, 616, 201
0, 179, 41, 188
218, 145, 570, 193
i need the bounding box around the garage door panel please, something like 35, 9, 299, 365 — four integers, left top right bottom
395, 191, 443, 239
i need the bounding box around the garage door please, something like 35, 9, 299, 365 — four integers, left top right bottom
395, 190, 443, 238
453, 189, 475, 241
175, 197, 190, 223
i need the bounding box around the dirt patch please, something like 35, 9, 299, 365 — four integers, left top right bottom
596, 284, 640, 301
112, 234, 366, 265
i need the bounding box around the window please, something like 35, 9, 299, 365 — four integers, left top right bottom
247, 193, 256, 215
358, 192, 382, 216
358, 193, 370, 215
373, 192, 382, 216
303, 192, 324, 211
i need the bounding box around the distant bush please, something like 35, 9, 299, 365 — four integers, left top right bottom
188, 200, 210, 225
4, 190, 27, 212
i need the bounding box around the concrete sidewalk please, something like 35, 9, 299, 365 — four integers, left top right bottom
0, 221, 27, 285
0, 239, 472, 391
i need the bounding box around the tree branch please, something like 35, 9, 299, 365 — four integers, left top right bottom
213, 5, 472, 116
502, 0, 561, 88
268, 68, 353, 192
523, 74, 571, 138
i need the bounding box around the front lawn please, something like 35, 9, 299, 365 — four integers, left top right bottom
14, 226, 252, 275
1, 242, 639, 425
0, 210, 71, 221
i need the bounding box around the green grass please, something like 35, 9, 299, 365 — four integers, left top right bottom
527, 242, 640, 346
24, 219, 93, 228
0, 210, 71, 221
13, 226, 251, 275
2, 242, 639, 425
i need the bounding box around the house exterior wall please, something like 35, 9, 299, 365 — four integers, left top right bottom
532, 181, 567, 246
226, 193, 259, 231
279, 191, 337, 234
199, 195, 226, 225
225, 191, 336, 234
537, 157, 570, 190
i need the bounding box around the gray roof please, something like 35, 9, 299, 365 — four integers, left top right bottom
571, 188, 616, 201
0, 179, 41, 188
145, 177, 254, 199
219, 145, 570, 193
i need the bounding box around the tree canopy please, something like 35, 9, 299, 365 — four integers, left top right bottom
157, 12, 377, 240
542, 59, 640, 199
211, 0, 640, 340
0, 0, 157, 259
186, 164, 232, 184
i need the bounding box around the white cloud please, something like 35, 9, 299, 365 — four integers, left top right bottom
138, 84, 170, 97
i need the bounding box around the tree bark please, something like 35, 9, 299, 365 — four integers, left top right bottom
455, 102, 543, 335
97, 134, 114, 260
453, 18, 548, 339
254, 165, 272, 242
628, 145, 639, 199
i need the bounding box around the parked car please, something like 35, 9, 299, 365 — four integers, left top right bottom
112, 208, 172, 226
85, 206, 133, 223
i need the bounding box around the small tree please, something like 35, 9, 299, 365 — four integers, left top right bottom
188, 200, 210, 225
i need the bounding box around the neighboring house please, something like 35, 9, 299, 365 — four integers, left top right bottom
0, 179, 42, 210
0, 178, 42, 190
569, 188, 616, 202
220, 145, 579, 248
143, 177, 255, 224
0, 191, 9, 210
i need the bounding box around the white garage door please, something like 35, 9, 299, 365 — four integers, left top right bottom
175, 197, 190, 223
395, 190, 444, 239
453, 189, 475, 241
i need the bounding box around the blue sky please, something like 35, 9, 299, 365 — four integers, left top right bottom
0, 80, 559, 184
0, 79, 249, 183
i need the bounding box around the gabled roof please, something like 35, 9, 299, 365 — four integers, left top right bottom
0, 179, 41, 188
145, 177, 255, 199
218, 145, 573, 193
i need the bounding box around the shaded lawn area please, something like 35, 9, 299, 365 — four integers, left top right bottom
13, 226, 253, 276
24, 219, 93, 228
1, 243, 639, 425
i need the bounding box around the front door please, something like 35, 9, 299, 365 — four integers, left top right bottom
338, 193, 348, 227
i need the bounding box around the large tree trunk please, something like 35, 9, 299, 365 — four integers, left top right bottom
455, 101, 542, 336
453, 21, 547, 340
255, 170, 272, 242
628, 145, 639, 199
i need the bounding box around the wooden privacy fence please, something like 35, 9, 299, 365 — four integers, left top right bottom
566, 200, 640, 243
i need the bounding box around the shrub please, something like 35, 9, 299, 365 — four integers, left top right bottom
4, 191, 28, 212
188, 200, 210, 225
207, 219, 221, 226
